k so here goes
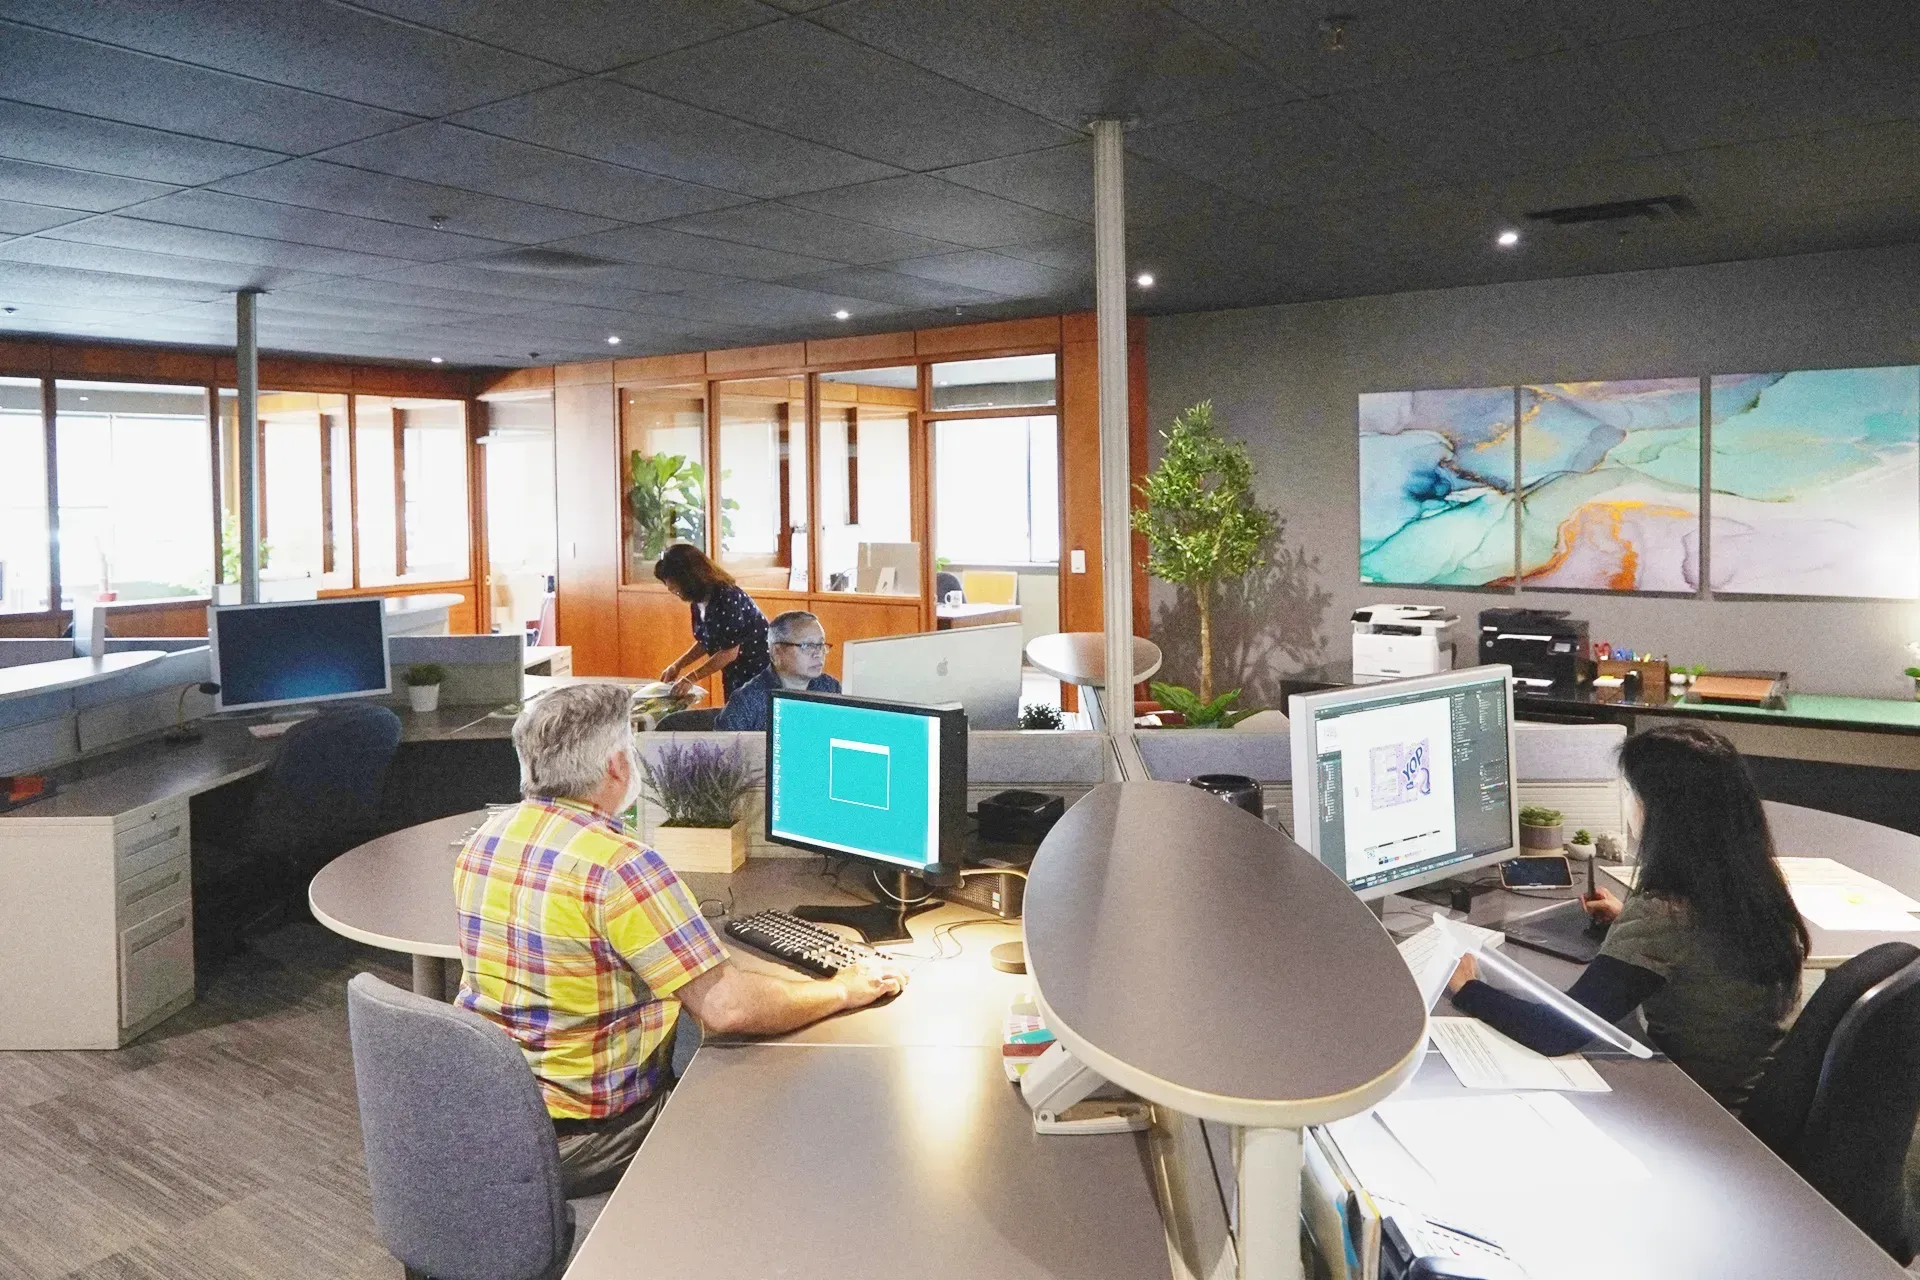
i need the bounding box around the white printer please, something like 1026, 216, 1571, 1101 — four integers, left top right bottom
1351, 604, 1458, 680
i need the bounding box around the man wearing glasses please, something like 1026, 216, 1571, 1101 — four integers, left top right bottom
715, 610, 840, 731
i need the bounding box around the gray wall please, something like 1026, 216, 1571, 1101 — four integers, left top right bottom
1145, 243, 1920, 702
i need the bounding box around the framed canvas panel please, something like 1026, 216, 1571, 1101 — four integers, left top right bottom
1358, 387, 1518, 586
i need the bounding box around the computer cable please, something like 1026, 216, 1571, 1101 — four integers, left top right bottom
869, 867, 935, 906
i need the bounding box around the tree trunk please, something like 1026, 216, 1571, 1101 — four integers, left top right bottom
1197, 585, 1214, 703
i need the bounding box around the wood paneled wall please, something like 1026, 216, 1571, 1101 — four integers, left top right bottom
553, 366, 622, 675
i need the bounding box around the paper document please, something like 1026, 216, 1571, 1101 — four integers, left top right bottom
1429, 1017, 1609, 1092
1778, 857, 1920, 909
1789, 883, 1920, 933
1398, 918, 1503, 1011
1600, 862, 1639, 889
1377, 1092, 1650, 1193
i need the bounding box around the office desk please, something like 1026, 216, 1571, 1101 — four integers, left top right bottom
937, 601, 1022, 629
309, 809, 474, 997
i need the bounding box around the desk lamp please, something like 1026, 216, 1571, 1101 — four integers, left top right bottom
163, 682, 221, 744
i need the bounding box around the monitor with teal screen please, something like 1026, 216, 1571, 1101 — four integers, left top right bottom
766, 689, 967, 942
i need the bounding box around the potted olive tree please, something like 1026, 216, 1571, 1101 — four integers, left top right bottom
636, 740, 756, 874
1519, 804, 1565, 852
403, 663, 448, 713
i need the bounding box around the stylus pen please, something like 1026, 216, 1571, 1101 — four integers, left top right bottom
1587, 852, 1597, 898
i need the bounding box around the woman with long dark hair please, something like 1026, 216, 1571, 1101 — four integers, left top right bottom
653, 544, 772, 701
1447, 722, 1809, 1111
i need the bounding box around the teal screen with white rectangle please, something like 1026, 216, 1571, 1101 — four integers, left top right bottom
769, 697, 940, 868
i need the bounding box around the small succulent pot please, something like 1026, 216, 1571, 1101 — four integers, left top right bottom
407, 682, 441, 712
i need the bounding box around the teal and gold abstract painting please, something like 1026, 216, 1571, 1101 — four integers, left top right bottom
1359, 387, 1517, 585
1517, 379, 1702, 592
1710, 366, 1920, 598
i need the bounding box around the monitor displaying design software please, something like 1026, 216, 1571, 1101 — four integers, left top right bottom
1288, 665, 1517, 900
209, 598, 390, 712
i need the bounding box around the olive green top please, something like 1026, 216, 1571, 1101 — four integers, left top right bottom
1601, 894, 1796, 1112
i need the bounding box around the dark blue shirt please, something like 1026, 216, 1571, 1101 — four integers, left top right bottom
715, 666, 841, 732
690, 584, 770, 697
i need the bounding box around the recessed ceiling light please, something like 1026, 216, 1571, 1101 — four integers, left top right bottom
430, 356, 444, 364
833, 309, 851, 320
607, 335, 621, 345
1496, 229, 1521, 248
1135, 272, 1155, 288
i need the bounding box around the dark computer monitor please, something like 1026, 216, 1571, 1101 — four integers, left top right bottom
208, 598, 390, 713
765, 688, 967, 942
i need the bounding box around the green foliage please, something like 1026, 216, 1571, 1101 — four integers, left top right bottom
1573, 829, 1594, 845
640, 740, 758, 828
1519, 805, 1564, 827
626, 451, 710, 561
1904, 666, 1920, 679
403, 663, 448, 687
1149, 681, 1257, 729
219, 512, 270, 582
1019, 703, 1065, 730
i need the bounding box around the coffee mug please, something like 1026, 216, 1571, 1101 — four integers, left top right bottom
944, 590, 964, 605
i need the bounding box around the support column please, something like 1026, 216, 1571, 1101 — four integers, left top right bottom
1091, 119, 1133, 726
1236, 1125, 1305, 1280
235, 288, 262, 605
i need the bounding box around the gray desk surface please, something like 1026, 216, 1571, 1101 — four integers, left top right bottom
0, 650, 166, 702
563, 1044, 1170, 1280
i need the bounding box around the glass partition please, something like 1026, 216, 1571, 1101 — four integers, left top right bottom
0, 378, 49, 613
355, 395, 470, 586
818, 367, 917, 596
935, 414, 1060, 566
715, 377, 808, 591
620, 382, 708, 583
56, 381, 213, 604
219, 390, 353, 594
483, 390, 557, 635
929, 353, 1056, 412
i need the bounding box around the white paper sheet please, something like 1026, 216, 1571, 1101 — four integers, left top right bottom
1428, 1017, 1610, 1092
1398, 918, 1503, 1010
1376, 1092, 1650, 1194
1789, 883, 1920, 932
1778, 857, 1920, 910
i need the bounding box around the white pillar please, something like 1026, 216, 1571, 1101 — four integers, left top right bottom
1236, 1125, 1305, 1280
1091, 119, 1133, 724
235, 288, 261, 605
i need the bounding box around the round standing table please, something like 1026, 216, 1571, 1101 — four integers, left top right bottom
1023, 632, 1164, 730
310, 809, 476, 997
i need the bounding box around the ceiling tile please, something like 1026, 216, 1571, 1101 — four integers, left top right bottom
267, 275, 555, 317
0, 100, 281, 185
616, 20, 1076, 170
367, 261, 677, 312
773, 265, 1005, 309
933, 143, 1242, 227
653, 202, 963, 265
0, 20, 411, 153
1551, 0, 1808, 44
784, 175, 1084, 249
1336, 50, 1663, 184
631, 279, 904, 326
125, 189, 512, 261
1167, 0, 1575, 96
209, 160, 619, 244
0, 157, 177, 213
1678, 122, 1920, 219
812, 0, 1296, 128
316, 124, 749, 224
992, 230, 1095, 272
1128, 98, 1418, 207
351, 0, 781, 73
0, 238, 322, 292
0, 199, 88, 236
41, 215, 410, 276
890, 249, 1088, 299
0, 0, 569, 115
542, 223, 837, 281
454, 79, 900, 198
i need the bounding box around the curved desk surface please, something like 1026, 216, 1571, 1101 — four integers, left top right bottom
1023, 781, 1426, 1128
1023, 632, 1163, 689
310, 809, 471, 994
0, 650, 166, 703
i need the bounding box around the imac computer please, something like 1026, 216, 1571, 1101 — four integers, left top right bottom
765, 689, 966, 942
208, 598, 390, 713
839, 623, 1023, 729
1288, 665, 1517, 901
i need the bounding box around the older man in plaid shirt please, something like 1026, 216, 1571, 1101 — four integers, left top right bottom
455, 683, 906, 1196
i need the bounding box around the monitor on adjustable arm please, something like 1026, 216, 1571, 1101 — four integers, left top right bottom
1288, 665, 1518, 902
208, 598, 390, 713
765, 689, 966, 943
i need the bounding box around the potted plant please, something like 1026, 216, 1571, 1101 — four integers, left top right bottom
1131, 400, 1278, 701
1148, 681, 1257, 728
637, 740, 757, 874
1019, 703, 1065, 730
1905, 643, 1920, 699
1566, 827, 1597, 861
403, 663, 448, 712
1519, 804, 1565, 852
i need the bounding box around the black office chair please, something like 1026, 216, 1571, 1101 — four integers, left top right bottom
1742, 941, 1920, 1262
935, 570, 964, 602
655, 707, 721, 731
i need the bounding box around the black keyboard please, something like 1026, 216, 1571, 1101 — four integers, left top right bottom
724, 910, 877, 977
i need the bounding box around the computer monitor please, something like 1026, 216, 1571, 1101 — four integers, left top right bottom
765, 689, 967, 942
1288, 665, 1517, 901
208, 598, 390, 713
839, 623, 1023, 730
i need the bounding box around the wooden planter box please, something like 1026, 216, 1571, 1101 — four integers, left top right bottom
650, 821, 747, 874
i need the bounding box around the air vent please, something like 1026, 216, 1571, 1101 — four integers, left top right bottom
477, 248, 626, 274
1525, 195, 1698, 226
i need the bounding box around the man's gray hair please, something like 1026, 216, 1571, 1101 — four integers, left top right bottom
513, 683, 634, 801
767, 610, 822, 643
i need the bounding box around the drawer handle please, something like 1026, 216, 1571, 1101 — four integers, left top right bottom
125, 871, 183, 907
122, 825, 183, 857
130, 915, 186, 954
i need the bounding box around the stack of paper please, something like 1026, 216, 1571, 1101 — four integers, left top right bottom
1376, 1092, 1650, 1193
1398, 917, 1503, 1010
1428, 1017, 1608, 1092
1779, 857, 1920, 933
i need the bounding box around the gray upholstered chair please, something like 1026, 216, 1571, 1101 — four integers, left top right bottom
345, 973, 609, 1280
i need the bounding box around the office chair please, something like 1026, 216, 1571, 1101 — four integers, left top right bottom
935, 570, 964, 602
346, 973, 609, 1280
656, 707, 721, 730
1741, 941, 1920, 1262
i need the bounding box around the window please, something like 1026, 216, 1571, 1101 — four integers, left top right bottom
934, 415, 1060, 565
56, 381, 213, 604
481, 390, 556, 633
620, 383, 708, 583
929, 354, 1056, 412
355, 396, 471, 586
818, 367, 916, 596
715, 377, 808, 590
0, 378, 49, 613
219, 390, 352, 592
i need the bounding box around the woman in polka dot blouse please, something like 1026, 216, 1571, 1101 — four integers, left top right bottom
654, 543, 772, 701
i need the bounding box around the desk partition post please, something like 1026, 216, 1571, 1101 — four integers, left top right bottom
1235, 1126, 1304, 1280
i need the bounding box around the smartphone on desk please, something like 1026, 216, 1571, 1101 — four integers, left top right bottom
1499, 855, 1573, 891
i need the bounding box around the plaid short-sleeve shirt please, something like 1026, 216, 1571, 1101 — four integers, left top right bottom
453, 798, 726, 1119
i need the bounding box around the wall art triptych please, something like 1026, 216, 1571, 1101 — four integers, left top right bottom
1358, 365, 1920, 599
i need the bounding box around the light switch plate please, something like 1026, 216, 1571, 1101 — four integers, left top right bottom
1070, 548, 1087, 573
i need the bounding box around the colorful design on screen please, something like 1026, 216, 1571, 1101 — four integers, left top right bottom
1709, 366, 1920, 598
1359, 388, 1516, 585
1369, 740, 1433, 809
1517, 379, 1702, 592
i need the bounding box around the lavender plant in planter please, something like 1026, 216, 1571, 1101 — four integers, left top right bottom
636, 740, 757, 874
